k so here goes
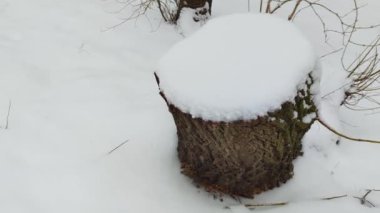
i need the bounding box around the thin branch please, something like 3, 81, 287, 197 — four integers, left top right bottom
321, 194, 348, 200
288, 0, 302, 20
316, 116, 380, 144
342, 36, 380, 107
354, 190, 376, 207
270, 0, 292, 14
320, 48, 343, 59
245, 202, 288, 208
107, 140, 129, 155
266, 0, 273, 13
157, 0, 168, 22
5, 100, 11, 129
236, 194, 348, 209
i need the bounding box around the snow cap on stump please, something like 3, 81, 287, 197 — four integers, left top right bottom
157, 13, 317, 122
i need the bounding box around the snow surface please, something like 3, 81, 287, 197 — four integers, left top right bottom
1, 0, 380, 213
157, 13, 317, 121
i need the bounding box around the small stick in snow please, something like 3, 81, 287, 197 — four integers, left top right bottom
107, 140, 129, 155
245, 202, 288, 208
226, 194, 352, 209
5, 100, 11, 129
316, 116, 380, 144
321, 194, 348, 200
224, 202, 288, 210
354, 190, 376, 207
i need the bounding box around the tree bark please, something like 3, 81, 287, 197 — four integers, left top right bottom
175, 0, 213, 22
156, 73, 317, 198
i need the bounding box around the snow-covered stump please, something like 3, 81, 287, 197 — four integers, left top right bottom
156, 14, 319, 198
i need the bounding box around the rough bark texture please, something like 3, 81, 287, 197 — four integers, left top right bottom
175, 0, 212, 22
156, 73, 317, 198
179, 0, 210, 9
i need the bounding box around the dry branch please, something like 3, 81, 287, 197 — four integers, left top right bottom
316, 116, 380, 144
264, 0, 380, 111
225, 193, 348, 209
107, 140, 129, 155
354, 190, 376, 207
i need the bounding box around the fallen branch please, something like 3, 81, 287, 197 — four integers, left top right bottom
107, 140, 129, 155
244, 202, 288, 208
224, 190, 380, 209
226, 193, 348, 209
321, 194, 348, 200
354, 190, 376, 207
316, 116, 380, 144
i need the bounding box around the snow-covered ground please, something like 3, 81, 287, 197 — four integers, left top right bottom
0, 0, 379, 212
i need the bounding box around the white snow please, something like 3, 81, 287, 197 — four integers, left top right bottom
1, 0, 380, 213
157, 13, 317, 122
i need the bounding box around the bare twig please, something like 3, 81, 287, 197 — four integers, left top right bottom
228, 193, 348, 209
107, 140, 129, 155
269, 0, 292, 14
270, 0, 380, 110
259, 0, 263, 13
105, 0, 178, 29
245, 202, 288, 208
288, 0, 302, 20
5, 100, 11, 129
265, 0, 273, 13
341, 37, 380, 109
321, 194, 348, 200
157, 0, 168, 22
316, 116, 380, 144
320, 48, 344, 59
321, 82, 351, 99
354, 190, 376, 207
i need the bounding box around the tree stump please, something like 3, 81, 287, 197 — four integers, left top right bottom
155, 73, 317, 198
155, 14, 319, 198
